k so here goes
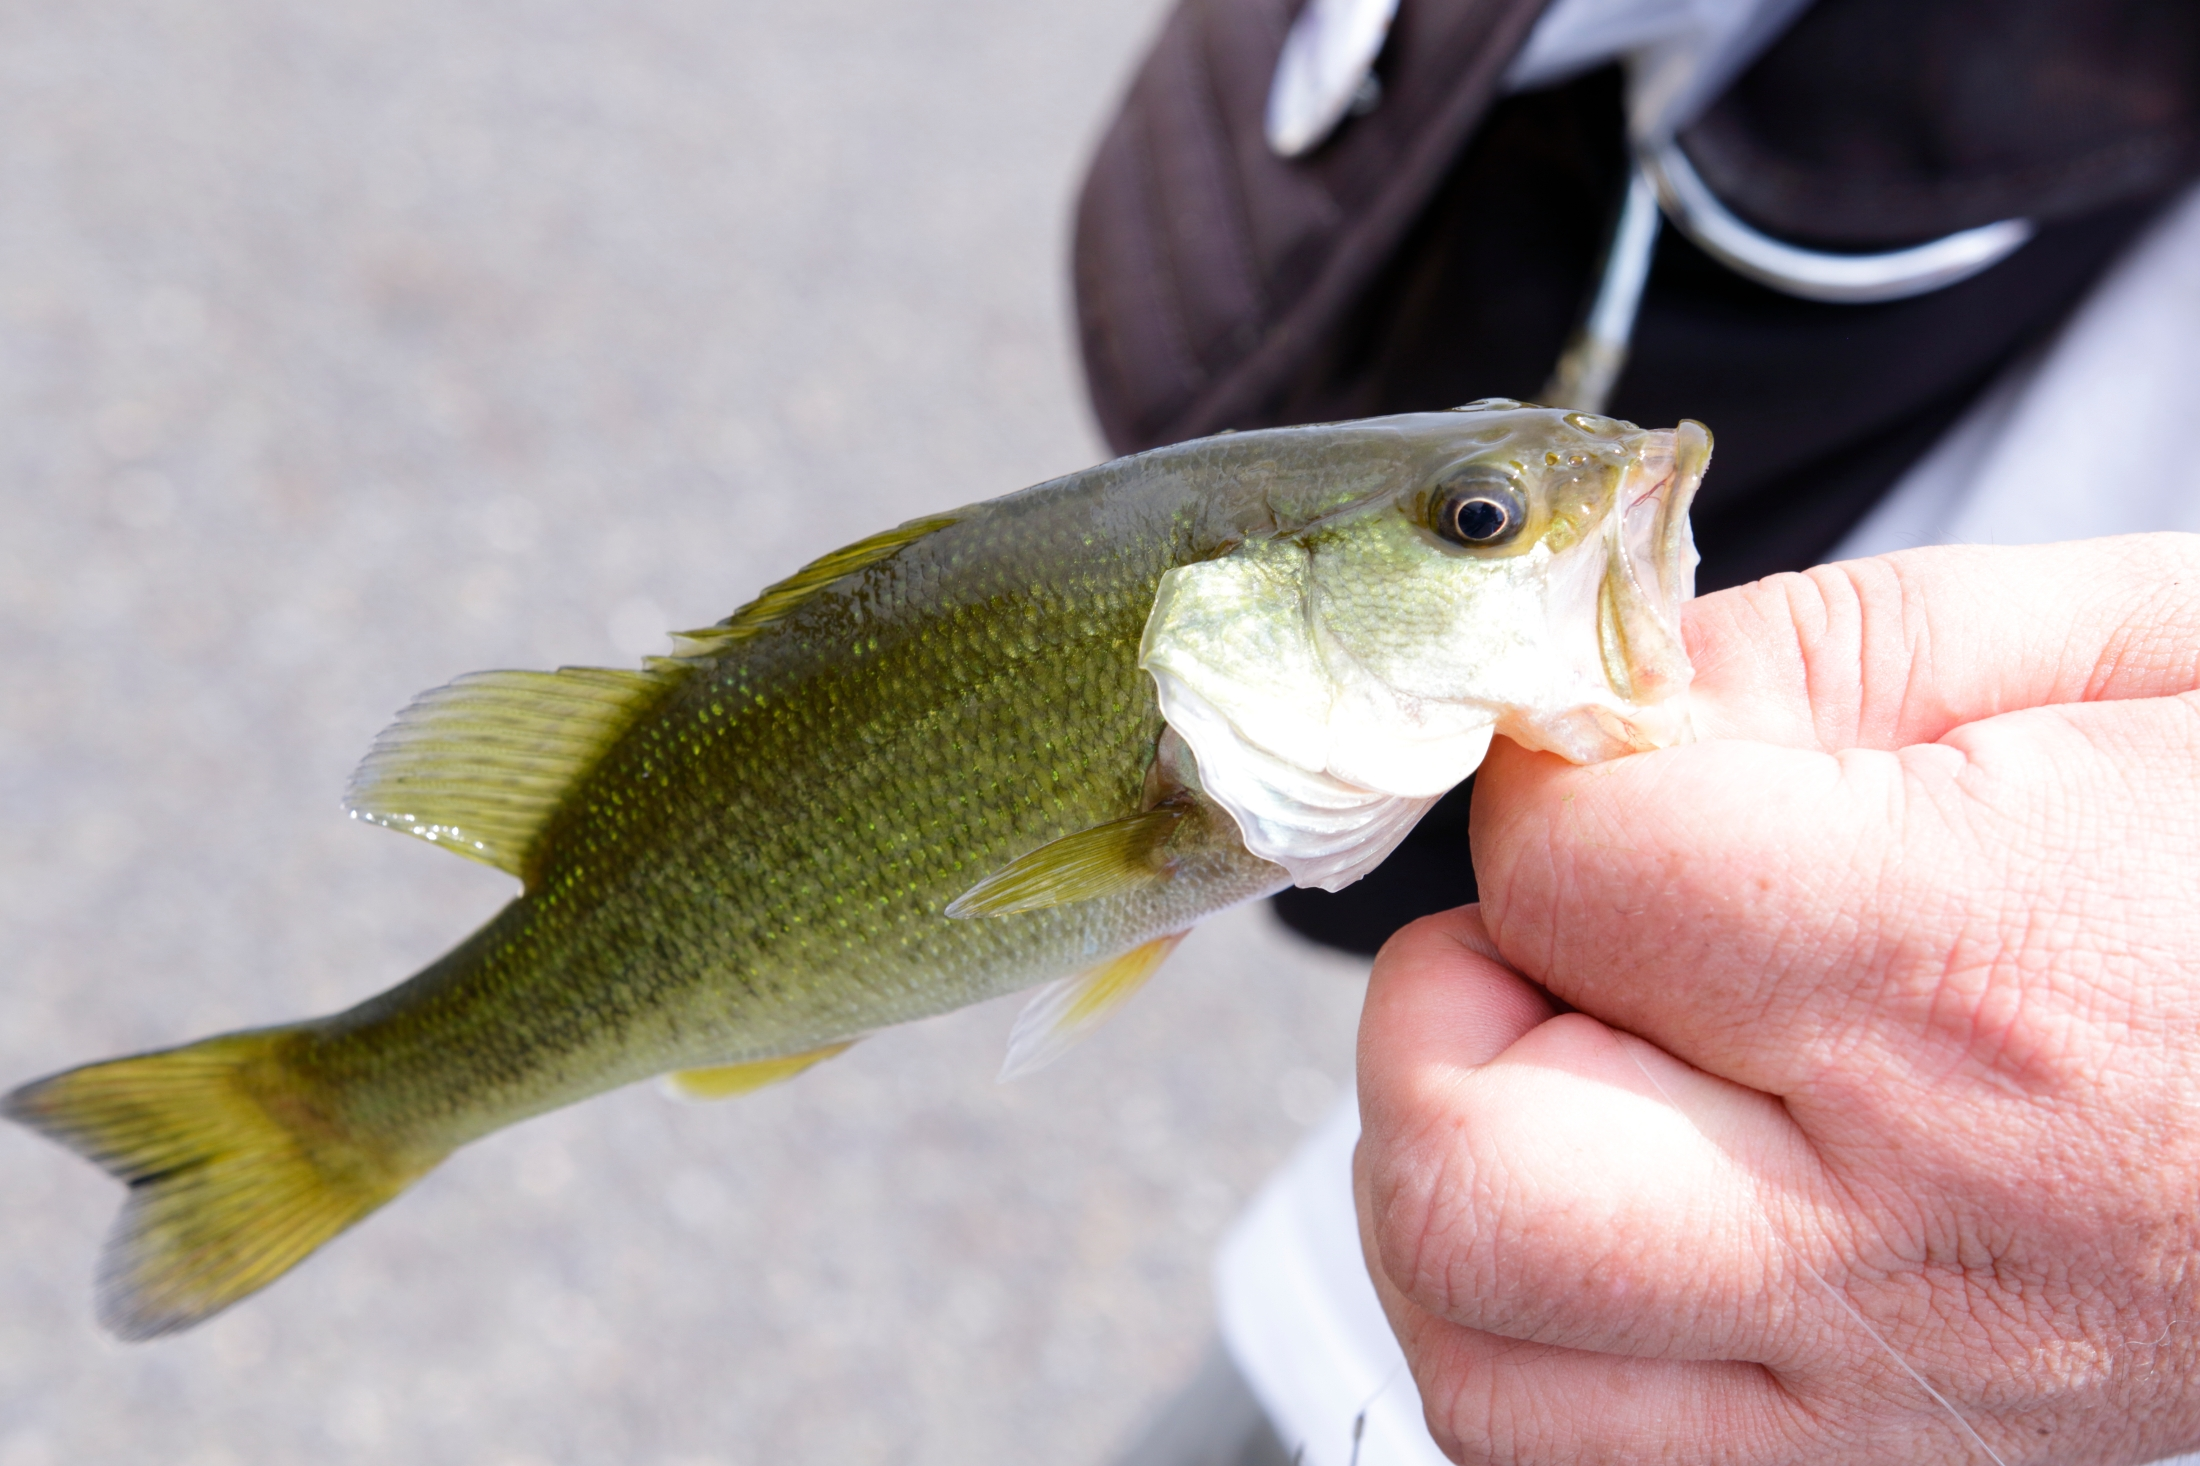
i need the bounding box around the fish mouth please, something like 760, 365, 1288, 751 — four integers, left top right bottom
1625, 419, 1708, 620
1596, 421, 1709, 723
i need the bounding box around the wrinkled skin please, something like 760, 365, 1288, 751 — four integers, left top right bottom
1355, 535, 2200, 1465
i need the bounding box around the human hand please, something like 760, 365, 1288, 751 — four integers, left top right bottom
1355, 535, 2200, 1465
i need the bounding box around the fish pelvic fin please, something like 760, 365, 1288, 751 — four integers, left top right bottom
1000, 932, 1189, 1081
945, 808, 1185, 919
659, 1041, 856, 1102
2, 1030, 439, 1341
345, 666, 676, 881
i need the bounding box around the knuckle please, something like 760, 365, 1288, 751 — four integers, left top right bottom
1363, 1104, 1492, 1323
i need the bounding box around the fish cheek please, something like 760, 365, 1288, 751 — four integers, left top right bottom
1310, 527, 1546, 707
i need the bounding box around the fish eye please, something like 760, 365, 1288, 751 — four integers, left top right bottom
1430, 471, 1526, 548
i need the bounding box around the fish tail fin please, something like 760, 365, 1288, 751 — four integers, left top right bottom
3, 1029, 437, 1340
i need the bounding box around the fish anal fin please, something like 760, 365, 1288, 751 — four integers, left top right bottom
999, 933, 1188, 1081
945, 808, 1184, 919
343, 666, 675, 879
665, 512, 963, 660
659, 1042, 855, 1102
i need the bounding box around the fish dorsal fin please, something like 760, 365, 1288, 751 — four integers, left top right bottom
659, 512, 962, 663
1000, 933, 1188, 1080
344, 666, 674, 879
348, 512, 963, 874
659, 1042, 855, 1102
944, 808, 1184, 919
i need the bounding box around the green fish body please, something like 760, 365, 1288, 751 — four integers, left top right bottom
4, 403, 1709, 1337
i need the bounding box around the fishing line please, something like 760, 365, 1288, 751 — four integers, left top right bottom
1615, 1040, 2011, 1466
1343, 1360, 1402, 1466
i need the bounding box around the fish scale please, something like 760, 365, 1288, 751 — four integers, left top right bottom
262, 451, 1284, 1154
2, 403, 1708, 1338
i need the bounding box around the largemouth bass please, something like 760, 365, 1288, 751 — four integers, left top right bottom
4, 401, 1708, 1338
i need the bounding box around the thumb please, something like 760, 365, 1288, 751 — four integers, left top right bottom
1682, 534, 2200, 752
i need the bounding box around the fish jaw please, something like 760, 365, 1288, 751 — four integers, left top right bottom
1611, 420, 1706, 699
1600, 419, 1707, 747
1495, 420, 1706, 763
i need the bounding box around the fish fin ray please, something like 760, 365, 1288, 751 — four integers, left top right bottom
665, 512, 964, 660
658, 1042, 856, 1102
999, 933, 1188, 1080
1, 1030, 438, 1340
944, 808, 1184, 918
343, 666, 675, 878
345, 513, 965, 873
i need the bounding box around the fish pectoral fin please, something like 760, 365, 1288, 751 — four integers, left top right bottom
659, 1042, 856, 1102
999, 932, 1188, 1081
944, 808, 1184, 919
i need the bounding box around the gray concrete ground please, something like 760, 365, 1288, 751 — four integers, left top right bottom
0, 2, 1380, 1463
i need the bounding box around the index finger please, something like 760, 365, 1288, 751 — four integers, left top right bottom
1685, 533, 2200, 750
